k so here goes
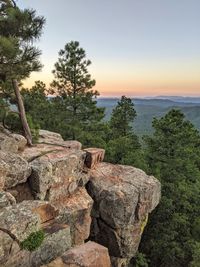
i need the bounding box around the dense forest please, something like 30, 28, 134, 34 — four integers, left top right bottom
0, 1, 200, 267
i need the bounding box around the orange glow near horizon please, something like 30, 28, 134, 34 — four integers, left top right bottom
22, 59, 200, 97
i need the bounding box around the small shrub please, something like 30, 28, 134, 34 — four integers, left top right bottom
20, 230, 45, 251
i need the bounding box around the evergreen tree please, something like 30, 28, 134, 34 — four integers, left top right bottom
139, 109, 200, 267
21, 81, 71, 138
110, 95, 136, 138
51, 41, 105, 142
0, 0, 45, 144
106, 96, 146, 169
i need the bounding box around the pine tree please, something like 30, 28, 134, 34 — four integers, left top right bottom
139, 109, 200, 267
51, 41, 105, 142
106, 96, 146, 169
0, 0, 45, 144
110, 95, 136, 138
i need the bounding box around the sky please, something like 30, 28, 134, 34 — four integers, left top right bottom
18, 0, 200, 97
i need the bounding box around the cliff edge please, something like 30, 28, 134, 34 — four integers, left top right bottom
0, 128, 161, 267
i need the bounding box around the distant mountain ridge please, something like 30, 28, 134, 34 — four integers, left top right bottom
97, 96, 200, 136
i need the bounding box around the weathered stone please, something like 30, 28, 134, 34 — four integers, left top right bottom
0, 151, 31, 189
0, 170, 5, 190
11, 133, 27, 151
39, 130, 64, 143
0, 200, 60, 265
0, 202, 40, 242
42, 241, 111, 267
29, 149, 86, 201
84, 148, 105, 169
0, 234, 21, 266
87, 162, 161, 262
0, 132, 18, 153
30, 222, 71, 267
20, 200, 59, 224
3, 249, 31, 267
0, 191, 16, 208
38, 130, 82, 150
54, 187, 93, 246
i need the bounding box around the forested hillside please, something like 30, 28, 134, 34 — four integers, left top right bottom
98, 97, 200, 136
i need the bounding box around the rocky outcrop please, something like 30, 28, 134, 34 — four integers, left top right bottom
0, 127, 161, 267
87, 162, 161, 265
42, 241, 111, 267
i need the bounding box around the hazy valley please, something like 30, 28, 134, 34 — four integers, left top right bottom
98, 96, 200, 136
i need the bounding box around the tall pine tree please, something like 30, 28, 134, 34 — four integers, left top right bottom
51, 41, 105, 142
106, 96, 146, 169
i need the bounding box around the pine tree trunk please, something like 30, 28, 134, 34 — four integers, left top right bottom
12, 79, 33, 146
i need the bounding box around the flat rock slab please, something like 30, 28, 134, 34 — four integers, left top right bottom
42, 241, 111, 267
54, 187, 93, 246
0, 151, 31, 190
84, 148, 105, 169
87, 162, 161, 260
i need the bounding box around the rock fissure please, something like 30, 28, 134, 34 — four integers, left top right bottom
0, 228, 20, 245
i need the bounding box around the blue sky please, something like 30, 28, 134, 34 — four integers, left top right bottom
19, 0, 200, 96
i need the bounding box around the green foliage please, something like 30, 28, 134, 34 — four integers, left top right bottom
4, 112, 40, 143
132, 252, 149, 267
49, 41, 106, 144
110, 95, 136, 138
105, 96, 146, 169
139, 109, 200, 267
0, 1, 45, 81
189, 242, 200, 267
20, 230, 45, 251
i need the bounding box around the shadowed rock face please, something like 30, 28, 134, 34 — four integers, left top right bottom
87, 162, 161, 264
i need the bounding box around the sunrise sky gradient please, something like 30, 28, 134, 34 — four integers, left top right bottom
19, 0, 200, 97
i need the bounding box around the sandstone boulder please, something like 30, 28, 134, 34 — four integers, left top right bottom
29, 149, 86, 201
87, 162, 161, 264
0, 200, 59, 265
11, 133, 27, 151
0, 132, 18, 153
39, 130, 64, 143
3, 222, 71, 267
42, 241, 111, 267
0, 130, 27, 153
54, 187, 93, 246
38, 130, 82, 150
30, 222, 71, 267
0, 151, 31, 189
84, 148, 105, 169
